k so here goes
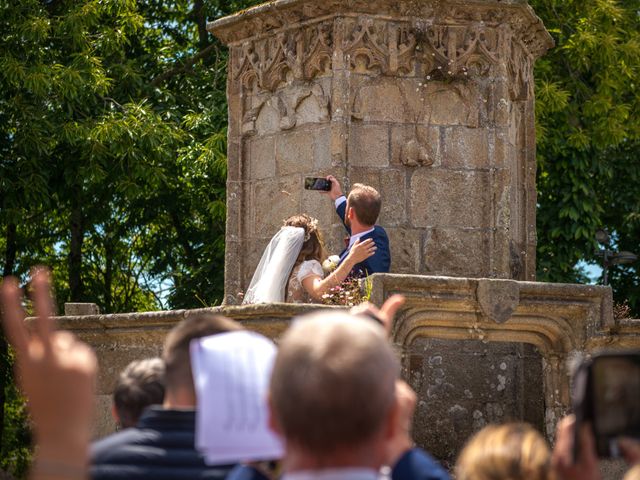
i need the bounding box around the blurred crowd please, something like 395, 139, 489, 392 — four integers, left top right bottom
1, 268, 639, 480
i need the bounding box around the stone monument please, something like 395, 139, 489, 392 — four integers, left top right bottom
209, 0, 555, 304
50, 2, 640, 473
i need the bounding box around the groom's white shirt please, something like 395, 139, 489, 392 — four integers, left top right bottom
334, 196, 374, 250
282, 468, 380, 480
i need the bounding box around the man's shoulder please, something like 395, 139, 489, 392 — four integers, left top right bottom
90, 425, 233, 480
392, 448, 450, 480
91, 427, 154, 458
371, 225, 389, 243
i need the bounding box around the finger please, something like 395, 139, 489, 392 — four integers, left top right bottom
30, 267, 55, 347
380, 294, 405, 322
552, 415, 575, 468
0, 277, 29, 355
619, 437, 640, 465
350, 302, 375, 316
579, 422, 598, 466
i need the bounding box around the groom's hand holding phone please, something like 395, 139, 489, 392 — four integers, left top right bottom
325, 175, 343, 201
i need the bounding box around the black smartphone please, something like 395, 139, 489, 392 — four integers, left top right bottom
573, 351, 640, 458
304, 177, 331, 191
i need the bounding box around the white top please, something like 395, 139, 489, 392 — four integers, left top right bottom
297, 260, 324, 282
283, 468, 380, 480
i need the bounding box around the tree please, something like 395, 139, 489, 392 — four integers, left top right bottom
0, 1, 262, 474
532, 0, 640, 315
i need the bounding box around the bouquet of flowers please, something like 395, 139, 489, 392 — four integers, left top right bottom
321, 255, 372, 307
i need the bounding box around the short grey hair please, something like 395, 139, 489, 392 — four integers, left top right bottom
270, 312, 399, 453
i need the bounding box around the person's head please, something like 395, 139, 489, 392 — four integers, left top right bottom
112, 357, 165, 428
456, 423, 553, 480
269, 312, 400, 468
346, 184, 382, 228
162, 313, 243, 407
283, 214, 326, 264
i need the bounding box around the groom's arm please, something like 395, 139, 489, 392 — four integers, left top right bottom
326, 175, 351, 234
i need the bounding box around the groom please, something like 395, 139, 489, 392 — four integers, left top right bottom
325, 175, 391, 277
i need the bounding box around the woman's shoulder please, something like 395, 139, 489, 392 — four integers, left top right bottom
297, 260, 323, 281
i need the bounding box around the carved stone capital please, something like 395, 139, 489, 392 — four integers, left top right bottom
209, 0, 554, 59
214, 1, 553, 100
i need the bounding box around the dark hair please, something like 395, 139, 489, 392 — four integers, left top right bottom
283, 214, 326, 265
348, 184, 382, 226
162, 314, 243, 396
113, 358, 166, 428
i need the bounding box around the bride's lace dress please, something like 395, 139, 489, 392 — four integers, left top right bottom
286, 260, 324, 303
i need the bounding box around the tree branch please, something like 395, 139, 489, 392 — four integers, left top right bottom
151, 44, 219, 87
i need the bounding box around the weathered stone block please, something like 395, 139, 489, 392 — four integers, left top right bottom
443, 127, 490, 169
227, 140, 242, 180
422, 228, 489, 277
276, 129, 314, 175
296, 93, 330, 126
387, 228, 422, 273
406, 338, 544, 463
94, 394, 116, 438
351, 77, 412, 123
410, 170, 489, 228
255, 99, 281, 136
391, 125, 440, 168
65, 303, 100, 316
252, 176, 301, 237
418, 82, 482, 128
242, 237, 272, 290
491, 128, 512, 169
379, 169, 407, 227
248, 136, 276, 179
313, 126, 332, 170
301, 190, 336, 237
348, 124, 389, 168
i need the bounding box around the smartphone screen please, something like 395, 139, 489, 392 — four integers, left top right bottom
591, 355, 640, 456
304, 177, 331, 191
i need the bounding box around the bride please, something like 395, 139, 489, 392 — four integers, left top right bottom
243, 214, 376, 304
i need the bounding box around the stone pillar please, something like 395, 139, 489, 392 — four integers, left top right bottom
209, 1, 554, 304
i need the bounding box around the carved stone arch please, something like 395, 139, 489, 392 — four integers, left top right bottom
391, 309, 577, 356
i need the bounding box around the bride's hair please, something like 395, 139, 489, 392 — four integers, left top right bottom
283, 214, 326, 265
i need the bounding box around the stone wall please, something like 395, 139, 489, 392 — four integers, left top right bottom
56, 274, 640, 454
209, 0, 555, 303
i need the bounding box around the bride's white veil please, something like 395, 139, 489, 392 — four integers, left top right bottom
243, 226, 305, 304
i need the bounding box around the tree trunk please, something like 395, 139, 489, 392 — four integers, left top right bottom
3, 222, 17, 277
69, 204, 84, 301
0, 332, 7, 449
170, 210, 196, 268
0, 223, 16, 446
191, 0, 209, 51
104, 235, 114, 314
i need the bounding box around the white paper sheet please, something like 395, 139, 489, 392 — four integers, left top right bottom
191, 330, 284, 465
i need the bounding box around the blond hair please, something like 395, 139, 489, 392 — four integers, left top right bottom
456, 423, 553, 480
270, 312, 399, 453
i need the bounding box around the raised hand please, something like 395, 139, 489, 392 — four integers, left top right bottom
347, 238, 377, 264
551, 415, 601, 480
325, 174, 343, 201
350, 295, 405, 335
1, 268, 97, 479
